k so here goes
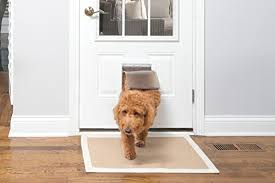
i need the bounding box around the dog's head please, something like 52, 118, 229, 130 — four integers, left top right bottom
113, 91, 155, 135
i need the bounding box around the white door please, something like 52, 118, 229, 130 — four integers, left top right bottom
80, 0, 193, 129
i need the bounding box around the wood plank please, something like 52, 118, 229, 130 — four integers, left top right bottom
0, 72, 11, 129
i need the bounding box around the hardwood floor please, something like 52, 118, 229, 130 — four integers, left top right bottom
1, 72, 275, 183
0, 72, 12, 139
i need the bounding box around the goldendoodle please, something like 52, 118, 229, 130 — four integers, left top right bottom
113, 88, 160, 160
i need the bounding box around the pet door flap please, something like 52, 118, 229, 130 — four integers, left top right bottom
124, 70, 160, 90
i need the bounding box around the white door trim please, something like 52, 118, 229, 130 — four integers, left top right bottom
69, 0, 205, 135
193, 0, 205, 135
69, 0, 81, 135
8, 0, 14, 105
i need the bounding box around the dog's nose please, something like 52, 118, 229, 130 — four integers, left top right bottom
124, 128, 132, 134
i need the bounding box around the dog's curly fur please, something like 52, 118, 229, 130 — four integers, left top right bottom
113, 89, 160, 160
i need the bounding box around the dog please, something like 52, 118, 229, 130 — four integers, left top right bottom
113, 89, 160, 160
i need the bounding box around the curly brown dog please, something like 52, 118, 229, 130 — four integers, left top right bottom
113, 89, 160, 160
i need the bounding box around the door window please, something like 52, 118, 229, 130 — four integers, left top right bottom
99, 0, 176, 39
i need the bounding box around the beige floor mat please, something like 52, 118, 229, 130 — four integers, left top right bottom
81, 133, 219, 173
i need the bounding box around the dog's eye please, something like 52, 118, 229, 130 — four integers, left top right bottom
134, 112, 141, 117
122, 110, 127, 115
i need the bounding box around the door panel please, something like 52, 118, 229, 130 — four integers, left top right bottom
80, 0, 193, 129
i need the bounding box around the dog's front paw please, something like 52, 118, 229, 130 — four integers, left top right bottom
135, 140, 145, 148
124, 152, 136, 160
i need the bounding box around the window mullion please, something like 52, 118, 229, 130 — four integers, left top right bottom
122, 0, 125, 36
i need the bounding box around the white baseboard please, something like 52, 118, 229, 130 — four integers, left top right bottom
9, 115, 275, 137
205, 115, 275, 136
9, 115, 78, 137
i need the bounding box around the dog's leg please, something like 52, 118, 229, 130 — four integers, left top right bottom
121, 133, 136, 160
135, 130, 148, 148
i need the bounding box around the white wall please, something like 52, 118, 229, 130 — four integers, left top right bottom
205, 0, 275, 115
13, 0, 69, 115
10, 0, 275, 136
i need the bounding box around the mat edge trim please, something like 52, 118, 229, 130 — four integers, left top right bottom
81, 132, 219, 173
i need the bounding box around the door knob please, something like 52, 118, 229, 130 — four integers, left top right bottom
84, 7, 108, 17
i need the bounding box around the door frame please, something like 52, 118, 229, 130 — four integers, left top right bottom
68, 0, 205, 135
8, 0, 14, 105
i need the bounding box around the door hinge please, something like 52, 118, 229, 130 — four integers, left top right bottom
192, 89, 195, 104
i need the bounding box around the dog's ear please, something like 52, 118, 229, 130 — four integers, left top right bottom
144, 104, 156, 128
113, 105, 120, 121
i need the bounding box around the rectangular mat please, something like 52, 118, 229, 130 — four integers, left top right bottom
81, 132, 219, 173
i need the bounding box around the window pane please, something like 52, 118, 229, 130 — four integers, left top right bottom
150, 0, 173, 36
99, 0, 122, 36
125, 0, 148, 36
